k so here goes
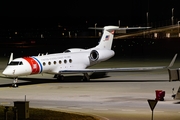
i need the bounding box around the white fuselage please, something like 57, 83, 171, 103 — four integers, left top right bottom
2, 49, 115, 77
2, 26, 119, 78
2, 26, 170, 80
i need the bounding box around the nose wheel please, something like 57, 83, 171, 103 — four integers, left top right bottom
12, 78, 18, 88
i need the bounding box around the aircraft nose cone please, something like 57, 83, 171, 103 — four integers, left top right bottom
2, 68, 14, 76
2, 69, 9, 75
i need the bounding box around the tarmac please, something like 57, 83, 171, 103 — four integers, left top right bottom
0, 56, 180, 120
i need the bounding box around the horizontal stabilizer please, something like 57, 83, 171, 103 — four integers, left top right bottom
89, 26, 151, 31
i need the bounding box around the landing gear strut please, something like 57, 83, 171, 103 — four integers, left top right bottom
54, 74, 64, 81
82, 73, 90, 82
12, 77, 18, 88
54, 73, 90, 82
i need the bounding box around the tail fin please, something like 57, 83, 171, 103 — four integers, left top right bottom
95, 26, 119, 50
90, 25, 150, 50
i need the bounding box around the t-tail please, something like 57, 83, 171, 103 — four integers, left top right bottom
90, 25, 150, 50
93, 26, 119, 50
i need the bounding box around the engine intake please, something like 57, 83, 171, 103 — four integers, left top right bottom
89, 50, 99, 61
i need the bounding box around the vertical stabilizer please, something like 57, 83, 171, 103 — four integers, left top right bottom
95, 26, 119, 50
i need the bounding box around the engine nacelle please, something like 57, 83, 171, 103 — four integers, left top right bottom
63, 48, 85, 53
89, 50, 99, 61
89, 49, 115, 62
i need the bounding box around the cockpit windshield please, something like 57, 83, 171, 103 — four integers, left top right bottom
8, 61, 23, 65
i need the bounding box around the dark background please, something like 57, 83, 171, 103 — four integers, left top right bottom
0, 1, 180, 59
1, 0, 180, 27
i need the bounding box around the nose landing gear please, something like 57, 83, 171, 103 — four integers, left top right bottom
12, 78, 18, 88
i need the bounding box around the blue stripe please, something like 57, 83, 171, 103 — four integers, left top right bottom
31, 56, 43, 73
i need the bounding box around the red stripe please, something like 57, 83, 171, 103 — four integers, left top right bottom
23, 57, 40, 74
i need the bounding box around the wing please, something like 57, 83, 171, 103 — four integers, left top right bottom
59, 66, 167, 74
59, 54, 177, 74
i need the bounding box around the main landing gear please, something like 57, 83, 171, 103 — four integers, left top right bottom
12, 77, 18, 88
82, 73, 90, 82
54, 73, 90, 82
54, 74, 64, 81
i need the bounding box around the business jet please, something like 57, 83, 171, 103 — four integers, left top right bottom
2, 26, 177, 87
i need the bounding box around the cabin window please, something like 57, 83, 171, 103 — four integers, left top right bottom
69, 59, 72, 63
64, 59, 67, 64
43, 62, 46, 66
48, 61, 51, 65
59, 60, 62, 64
54, 61, 56, 64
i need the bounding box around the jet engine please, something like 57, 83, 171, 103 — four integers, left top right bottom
89, 49, 115, 62
89, 50, 99, 61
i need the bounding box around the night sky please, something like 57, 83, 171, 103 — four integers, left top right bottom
0, 1, 180, 28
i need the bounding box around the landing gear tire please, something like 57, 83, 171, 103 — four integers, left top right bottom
56, 75, 64, 81
12, 83, 18, 88
12, 78, 18, 88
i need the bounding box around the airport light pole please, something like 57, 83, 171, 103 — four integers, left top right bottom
178, 21, 179, 32
95, 23, 97, 36
172, 8, 174, 25
171, 16, 174, 25
146, 12, 149, 27
118, 20, 120, 27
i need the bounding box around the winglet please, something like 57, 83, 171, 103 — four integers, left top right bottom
8, 53, 13, 64
167, 54, 177, 68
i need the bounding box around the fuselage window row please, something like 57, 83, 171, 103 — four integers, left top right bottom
42, 59, 72, 66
